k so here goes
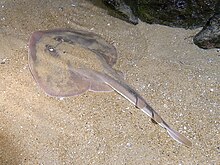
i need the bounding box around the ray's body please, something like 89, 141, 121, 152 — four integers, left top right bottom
28, 29, 192, 147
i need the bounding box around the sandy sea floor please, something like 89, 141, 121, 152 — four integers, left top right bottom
0, 0, 219, 164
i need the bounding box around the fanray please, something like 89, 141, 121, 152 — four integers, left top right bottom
28, 29, 192, 147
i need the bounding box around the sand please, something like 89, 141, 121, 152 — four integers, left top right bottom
0, 0, 219, 164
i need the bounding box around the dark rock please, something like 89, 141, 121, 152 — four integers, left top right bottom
103, 0, 138, 25
100, 0, 218, 29
193, 1, 220, 49
91, 0, 220, 49
90, 0, 138, 25
193, 13, 220, 49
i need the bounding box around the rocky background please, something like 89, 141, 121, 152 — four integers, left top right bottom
93, 0, 220, 49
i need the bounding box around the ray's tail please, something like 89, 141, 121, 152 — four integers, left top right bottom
149, 109, 192, 147
101, 73, 192, 147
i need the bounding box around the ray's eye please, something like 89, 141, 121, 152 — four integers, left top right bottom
45, 44, 59, 57
54, 36, 64, 42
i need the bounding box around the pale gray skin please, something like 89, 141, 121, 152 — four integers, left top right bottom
28, 29, 192, 147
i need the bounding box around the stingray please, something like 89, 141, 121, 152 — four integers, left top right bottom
28, 29, 192, 147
